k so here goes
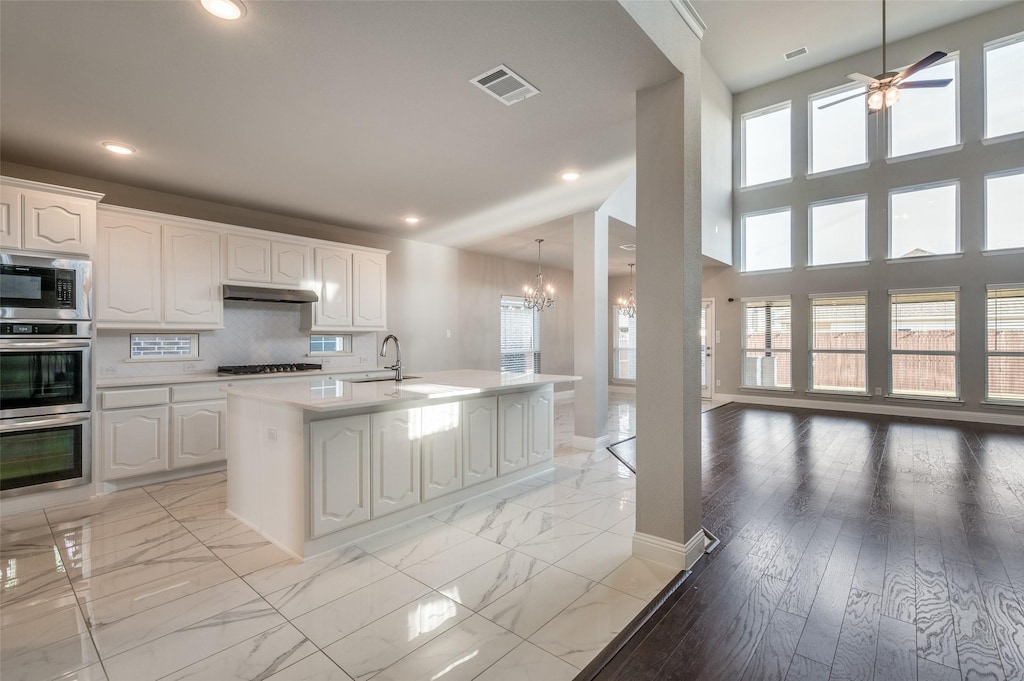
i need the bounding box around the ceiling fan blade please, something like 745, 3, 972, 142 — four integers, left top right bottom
896, 51, 947, 81
898, 78, 953, 90
847, 72, 879, 86
818, 90, 869, 109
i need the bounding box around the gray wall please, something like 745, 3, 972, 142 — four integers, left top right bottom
2, 162, 574, 381
710, 4, 1024, 416
701, 58, 733, 265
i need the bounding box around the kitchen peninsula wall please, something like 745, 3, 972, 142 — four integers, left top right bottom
2, 162, 574, 381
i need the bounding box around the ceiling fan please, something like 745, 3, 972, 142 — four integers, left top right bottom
819, 0, 951, 112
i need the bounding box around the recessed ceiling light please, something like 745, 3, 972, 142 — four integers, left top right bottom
101, 142, 136, 155
403, 216, 420, 225
620, 243, 636, 251
560, 171, 581, 181
200, 0, 246, 21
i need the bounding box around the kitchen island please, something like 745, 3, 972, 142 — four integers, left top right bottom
224, 370, 580, 559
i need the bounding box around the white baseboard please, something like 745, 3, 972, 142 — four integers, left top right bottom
608, 384, 636, 394
573, 434, 611, 450
632, 529, 705, 570
716, 392, 1022, 427
554, 389, 574, 402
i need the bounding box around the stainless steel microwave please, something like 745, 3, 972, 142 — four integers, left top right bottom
0, 254, 92, 320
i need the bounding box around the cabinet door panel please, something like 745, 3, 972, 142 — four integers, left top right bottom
22, 190, 93, 256
528, 388, 554, 465
421, 403, 461, 501
462, 397, 497, 487
170, 401, 226, 468
225, 234, 271, 283
96, 215, 162, 323
310, 415, 370, 537
497, 394, 529, 475
101, 406, 168, 480
370, 409, 420, 517
353, 251, 387, 328
0, 187, 22, 249
272, 242, 311, 286
314, 247, 353, 329
163, 225, 222, 325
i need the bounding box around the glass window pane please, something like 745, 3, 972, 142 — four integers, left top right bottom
743, 209, 791, 271
810, 198, 867, 265
988, 356, 1024, 403
891, 294, 957, 352
811, 352, 867, 393
986, 36, 1024, 138
890, 184, 958, 258
812, 297, 867, 351
810, 86, 867, 173
129, 334, 199, 360
890, 58, 958, 158
891, 354, 957, 398
743, 104, 791, 186
742, 350, 792, 389
988, 289, 1024, 352
986, 171, 1024, 251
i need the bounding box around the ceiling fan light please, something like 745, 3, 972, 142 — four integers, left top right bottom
867, 90, 885, 111
885, 88, 900, 107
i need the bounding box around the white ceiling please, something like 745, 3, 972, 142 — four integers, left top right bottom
1, 1, 1017, 277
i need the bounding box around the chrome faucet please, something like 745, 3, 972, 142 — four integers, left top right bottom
379, 334, 403, 381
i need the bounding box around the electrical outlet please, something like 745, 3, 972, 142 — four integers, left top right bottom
321, 357, 335, 367
100, 365, 118, 377
360, 356, 369, 364
716, 379, 721, 387
874, 387, 882, 396
267, 427, 277, 442
183, 362, 199, 373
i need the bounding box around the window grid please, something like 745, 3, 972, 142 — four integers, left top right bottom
500, 296, 540, 374
742, 102, 792, 187
984, 32, 1024, 140
986, 286, 1024, 404
985, 169, 1024, 251
741, 297, 792, 390
889, 290, 959, 399
310, 335, 352, 354
889, 181, 960, 259
808, 195, 868, 266
612, 306, 636, 382
809, 294, 868, 394
808, 84, 867, 175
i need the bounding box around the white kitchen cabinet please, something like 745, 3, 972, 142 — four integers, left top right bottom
95, 213, 163, 324
0, 185, 22, 250
370, 409, 420, 517
497, 393, 529, 475
100, 406, 169, 480
353, 250, 387, 329
0, 178, 102, 256
310, 246, 354, 330
310, 415, 371, 537
224, 234, 271, 283
421, 403, 462, 501
271, 241, 310, 287
528, 387, 554, 465
462, 396, 497, 487
163, 224, 222, 326
170, 401, 227, 469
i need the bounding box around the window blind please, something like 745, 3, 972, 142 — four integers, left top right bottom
810, 294, 867, 393
987, 287, 1024, 403
890, 290, 959, 398
500, 296, 540, 374
741, 297, 792, 389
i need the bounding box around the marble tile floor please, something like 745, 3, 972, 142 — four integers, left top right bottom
0, 394, 678, 681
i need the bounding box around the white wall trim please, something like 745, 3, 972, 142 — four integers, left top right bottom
717, 393, 1023, 426
668, 0, 706, 40
574, 434, 611, 450
554, 389, 575, 402
633, 529, 705, 570
608, 384, 636, 394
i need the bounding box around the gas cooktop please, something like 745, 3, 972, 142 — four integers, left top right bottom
218, 363, 322, 376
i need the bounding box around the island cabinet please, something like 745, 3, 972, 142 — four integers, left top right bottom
461, 396, 497, 487
421, 402, 463, 501
310, 415, 370, 538
370, 409, 421, 517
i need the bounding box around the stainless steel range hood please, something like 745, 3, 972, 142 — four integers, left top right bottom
222, 284, 318, 304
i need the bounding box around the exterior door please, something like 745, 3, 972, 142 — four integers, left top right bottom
701, 298, 715, 399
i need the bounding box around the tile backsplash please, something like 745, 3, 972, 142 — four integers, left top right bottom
96, 301, 379, 378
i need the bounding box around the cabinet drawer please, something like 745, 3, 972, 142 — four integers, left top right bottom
172, 384, 226, 402
101, 387, 170, 409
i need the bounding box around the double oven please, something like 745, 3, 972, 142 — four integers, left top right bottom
1, 254, 93, 497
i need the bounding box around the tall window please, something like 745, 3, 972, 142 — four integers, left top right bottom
986, 170, 1024, 251
500, 296, 540, 373
889, 182, 959, 259
742, 102, 791, 187
985, 33, 1024, 139
742, 208, 791, 272
890, 290, 959, 399
810, 294, 867, 394
987, 286, 1024, 404
809, 196, 867, 266
612, 306, 636, 382
741, 297, 792, 389
809, 85, 867, 174
889, 55, 958, 158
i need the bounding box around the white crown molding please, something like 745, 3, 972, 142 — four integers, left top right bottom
669, 0, 706, 41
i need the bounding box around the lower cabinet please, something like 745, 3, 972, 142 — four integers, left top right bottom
462, 396, 497, 487
310, 415, 370, 537
527, 387, 554, 465
370, 409, 421, 517
497, 392, 529, 475
170, 401, 227, 468
421, 403, 462, 501
100, 406, 169, 480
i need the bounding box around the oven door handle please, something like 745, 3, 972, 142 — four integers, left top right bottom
0, 413, 92, 433
0, 340, 91, 351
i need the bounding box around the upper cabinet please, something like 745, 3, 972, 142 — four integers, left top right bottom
0, 177, 103, 257
353, 251, 387, 329
163, 225, 222, 326
224, 234, 311, 288
305, 246, 388, 332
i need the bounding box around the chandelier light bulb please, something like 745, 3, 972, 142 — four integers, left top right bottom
620, 263, 637, 318
523, 239, 555, 311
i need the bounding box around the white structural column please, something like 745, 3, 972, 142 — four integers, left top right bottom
572, 211, 609, 449
633, 74, 704, 570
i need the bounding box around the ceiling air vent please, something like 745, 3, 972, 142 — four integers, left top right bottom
471, 64, 539, 106
784, 47, 808, 61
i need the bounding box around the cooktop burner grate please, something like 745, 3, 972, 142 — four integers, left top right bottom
217, 363, 322, 376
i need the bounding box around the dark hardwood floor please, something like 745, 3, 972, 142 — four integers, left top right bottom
586, 403, 1024, 681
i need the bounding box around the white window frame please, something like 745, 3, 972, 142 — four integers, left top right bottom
888, 287, 961, 401
985, 284, 1024, 405
808, 293, 869, 396
611, 304, 637, 384
984, 168, 1024, 253
807, 83, 869, 176
888, 180, 960, 260
741, 206, 792, 273
984, 31, 1024, 142
309, 334, 353, 356
741, 101, 792, 188
128, 333, 200, 362
807, 194, 869, 267
740, 295, 793, 391
887, 52, 961, 160
500, 295, 541, 374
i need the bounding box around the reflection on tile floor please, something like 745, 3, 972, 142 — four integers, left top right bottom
0, 394, 673, 681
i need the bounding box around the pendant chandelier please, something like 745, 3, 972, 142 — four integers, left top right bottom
618, 263, 637, 318
523, 238, 555, 311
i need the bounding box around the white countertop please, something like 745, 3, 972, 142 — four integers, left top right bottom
222, 370, 581, 412
96, 367, 394, 389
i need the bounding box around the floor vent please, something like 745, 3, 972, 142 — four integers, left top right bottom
784, 47, 808, 61
471, 64, 539, 106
